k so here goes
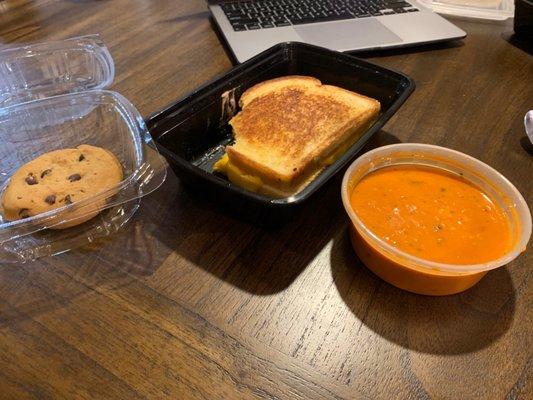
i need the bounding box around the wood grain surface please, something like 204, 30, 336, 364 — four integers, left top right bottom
0, 1, 532, 399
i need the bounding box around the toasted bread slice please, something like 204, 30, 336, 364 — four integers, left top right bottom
214, 76, 380, 197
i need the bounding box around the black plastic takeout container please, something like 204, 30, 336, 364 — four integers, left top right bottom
147, 42, 414, 212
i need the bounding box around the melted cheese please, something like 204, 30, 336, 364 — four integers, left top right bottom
214, 154, 263, 193
214, 137, 352, 195
320, 139, 353, 166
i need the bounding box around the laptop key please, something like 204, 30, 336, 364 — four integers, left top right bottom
290, 17, 315, 25
225, 10, 244, 17
323, 11, 353, 20
261, 22, 275, 28
274, 21, 291, 27
387, 1, 412, 7
330, 12, 354, 19
229, 15, 254, 21
246, 23, 261, 30
233, 25, 247, 31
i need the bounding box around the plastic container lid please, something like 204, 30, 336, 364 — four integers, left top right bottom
418, 0, 514, 20
0, 35, 115, 107
0, 35, 167, 263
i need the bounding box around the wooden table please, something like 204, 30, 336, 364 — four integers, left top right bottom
0, 1, 531, 399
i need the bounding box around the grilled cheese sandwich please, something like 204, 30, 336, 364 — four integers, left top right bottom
214, 76, 380, 197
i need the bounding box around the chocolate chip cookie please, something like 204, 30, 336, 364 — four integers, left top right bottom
2, 144, 123, 229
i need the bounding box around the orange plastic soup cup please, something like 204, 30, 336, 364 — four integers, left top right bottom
341, 144, 531, 296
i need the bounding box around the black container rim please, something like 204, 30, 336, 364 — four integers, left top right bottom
147, 42, 415, 207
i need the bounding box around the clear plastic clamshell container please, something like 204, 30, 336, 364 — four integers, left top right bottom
0, 35, 167, 263
417, 0, 514, 20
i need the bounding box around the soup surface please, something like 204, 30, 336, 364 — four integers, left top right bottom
350, 165, 512, 264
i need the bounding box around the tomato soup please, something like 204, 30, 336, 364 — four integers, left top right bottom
350, 165, 512, 265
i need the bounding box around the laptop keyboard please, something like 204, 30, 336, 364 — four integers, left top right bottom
221, 0, 419, 31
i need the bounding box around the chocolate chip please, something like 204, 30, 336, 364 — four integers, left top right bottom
25, 174, 38, 185
79, 154, 85, 161
18, 208, 30, 218
64, 195, 72, 205
68, 173, 81, 182
40, 169, 52, 178
44, 194, 56, 205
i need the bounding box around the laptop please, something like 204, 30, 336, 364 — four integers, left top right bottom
208, 0, 466, 63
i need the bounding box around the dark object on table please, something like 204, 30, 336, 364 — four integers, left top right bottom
146, 42, 414, 219
515, 0, 533, 39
